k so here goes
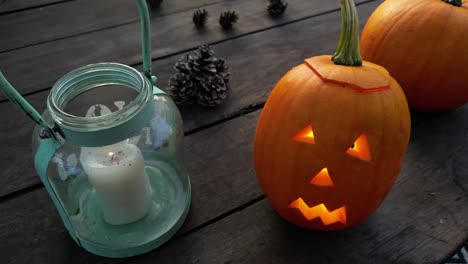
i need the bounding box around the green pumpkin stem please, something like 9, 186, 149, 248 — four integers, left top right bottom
332, 0, 362, 66
442, 0, 462, 7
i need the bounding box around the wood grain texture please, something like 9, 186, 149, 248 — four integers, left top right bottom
0, 0, 223, 52
131, 195, 463, 264
0, 0, 70, 14
0, 110, 260, 264
0, 0, 373, 197
128, 108, 468, 264
1, 0, 467, 262
1, 104, 467, 263
0, 0, 369, 100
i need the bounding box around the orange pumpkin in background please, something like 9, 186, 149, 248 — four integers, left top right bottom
361, 0, 468, 111
254, 0, 411, 230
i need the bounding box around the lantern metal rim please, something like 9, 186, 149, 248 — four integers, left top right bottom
47, 62, 152, 133
46, 62, 157, 147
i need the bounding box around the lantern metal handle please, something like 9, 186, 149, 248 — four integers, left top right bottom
0, 0, 154, 130
0, 72, 57, 139
136, 0, 154, 81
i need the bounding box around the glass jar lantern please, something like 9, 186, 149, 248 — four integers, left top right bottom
0, 0, 190, 258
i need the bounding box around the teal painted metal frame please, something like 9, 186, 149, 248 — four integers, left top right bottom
136, 0, 153, 81
0, 74, 57, 140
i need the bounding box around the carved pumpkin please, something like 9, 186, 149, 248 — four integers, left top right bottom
361, 0, 468, 111
254, 0, 411, 230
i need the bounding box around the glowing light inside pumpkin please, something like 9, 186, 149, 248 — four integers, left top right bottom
289, 198, 347, 225
346, 134, 371, 161
310, 167, 334, 186
293, 125, 315, 144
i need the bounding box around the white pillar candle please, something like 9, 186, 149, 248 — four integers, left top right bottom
80, 141, 152, 225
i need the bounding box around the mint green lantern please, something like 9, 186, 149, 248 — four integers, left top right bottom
0, 0, 191, 258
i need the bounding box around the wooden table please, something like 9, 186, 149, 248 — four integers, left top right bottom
1, 0, 467, 263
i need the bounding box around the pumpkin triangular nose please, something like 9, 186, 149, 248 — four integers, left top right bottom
310, 167, 334, 186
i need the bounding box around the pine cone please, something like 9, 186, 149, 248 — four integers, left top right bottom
214, 59, 230, 84
167, 73, 196, 105
168, 45, 231, 107
188, 45, 218, 80
193, 9, 208, 27
267, 0, 288, 17
196, 75, 228, 107
199, 45, 215, 58
174, 55, 192, 73
146, 0, 163, 9
219, 11, 239, 29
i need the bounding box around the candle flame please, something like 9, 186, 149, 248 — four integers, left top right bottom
108, 151, 118, 164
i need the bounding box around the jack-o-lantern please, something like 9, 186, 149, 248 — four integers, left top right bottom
254, 0, 411, 230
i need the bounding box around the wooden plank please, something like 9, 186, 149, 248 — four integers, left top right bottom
0, 2, 468, 263
1, 103, 467, 263
0, 109, 260, 264
128, 110, 467, 264
0, 0, 468, 263
0, 0, 224, 52
0, 0, 70, 14
0, 0, 375, 198
0, 93, 49, 198
0, 0, 370, 100
132, 187, 467, 264
129, 109, 468, 264
1, 0, 467, 200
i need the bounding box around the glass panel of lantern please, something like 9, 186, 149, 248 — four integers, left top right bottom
30, 63, 191, 257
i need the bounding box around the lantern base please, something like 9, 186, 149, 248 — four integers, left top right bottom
68, 157, 191, 258
81, 182, 190, 258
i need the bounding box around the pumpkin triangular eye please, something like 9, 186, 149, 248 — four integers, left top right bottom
293, 124, 315, 144
346, 134, 371, 161
310, 167, 334, 186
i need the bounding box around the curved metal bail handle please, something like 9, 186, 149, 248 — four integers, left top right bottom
0, 72, 57, 139
136, 0, 155, 83
0, 1, 152, 141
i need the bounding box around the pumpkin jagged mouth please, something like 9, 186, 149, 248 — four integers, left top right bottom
289, 198, 347, 225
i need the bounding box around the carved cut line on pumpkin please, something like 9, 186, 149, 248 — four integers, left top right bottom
310, 167, 334, 186
346, 134, 371, 161
304, 57, 390, 93
289, 198, 347, 225
292, 124, 315, 144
